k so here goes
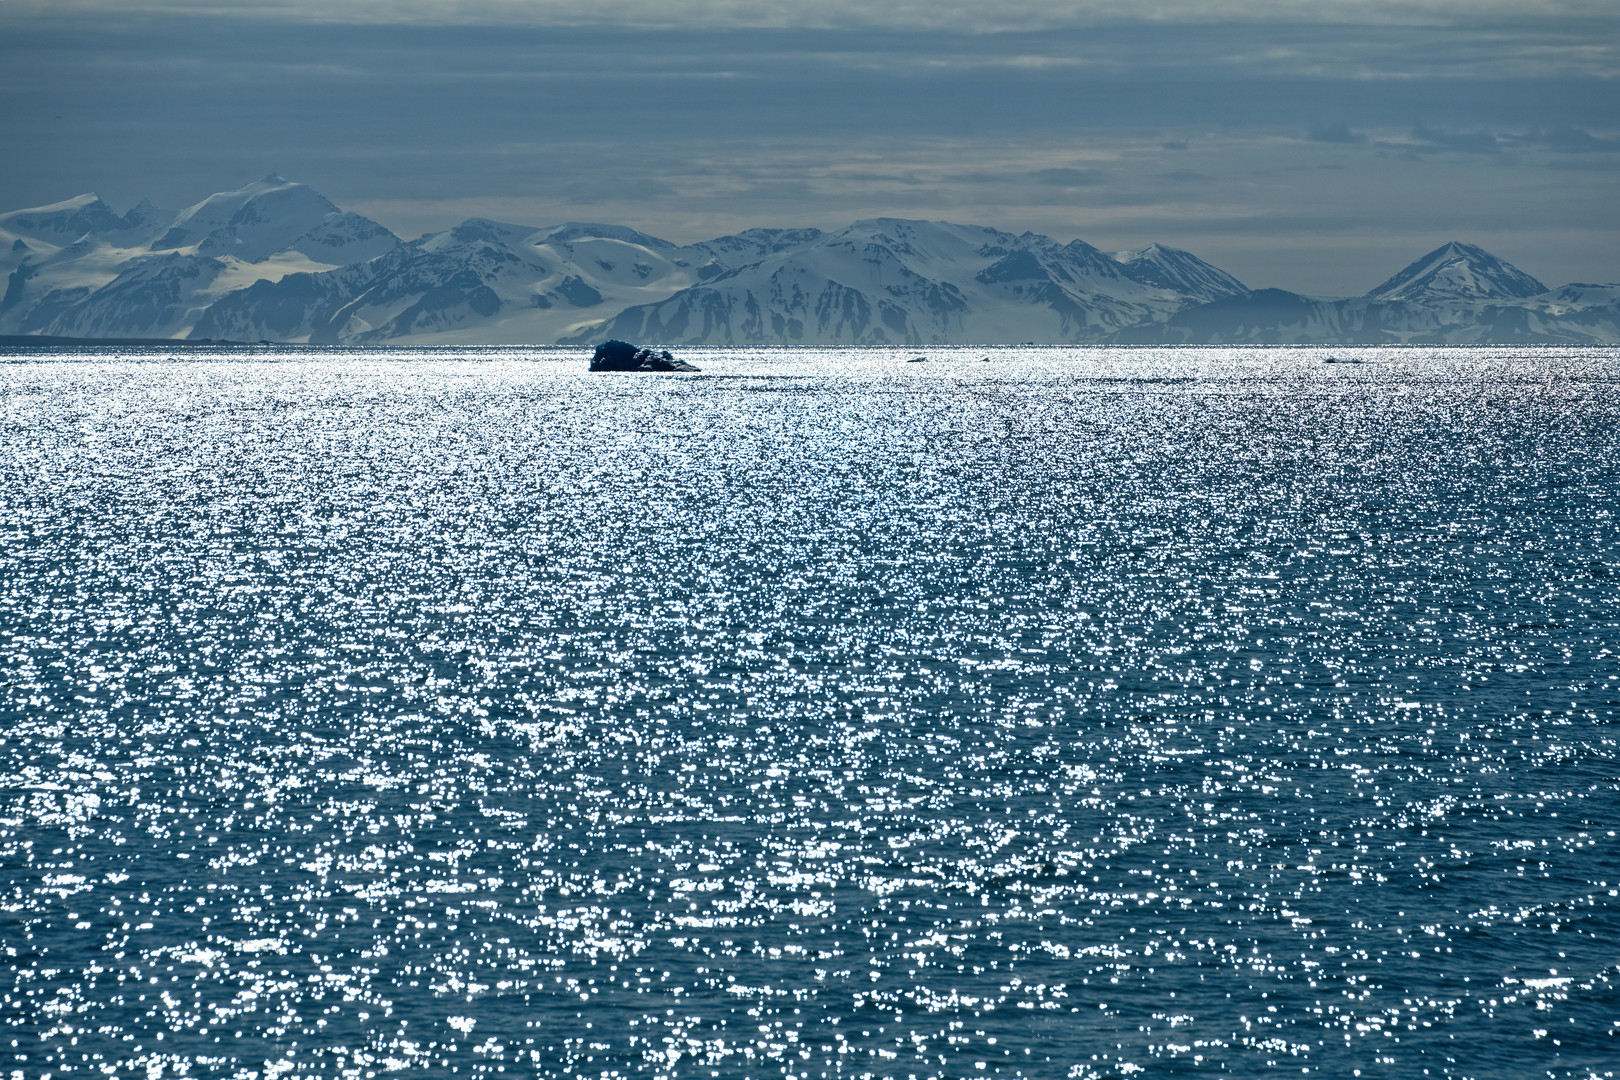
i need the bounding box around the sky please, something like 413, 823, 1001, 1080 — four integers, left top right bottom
2, 0, 1616, 295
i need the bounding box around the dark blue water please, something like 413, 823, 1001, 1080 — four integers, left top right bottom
1, 344, 1616, 1079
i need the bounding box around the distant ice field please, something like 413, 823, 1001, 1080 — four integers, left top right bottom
1, 344, 1617, 1079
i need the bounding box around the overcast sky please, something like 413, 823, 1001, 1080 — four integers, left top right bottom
3, 0, 1616, 294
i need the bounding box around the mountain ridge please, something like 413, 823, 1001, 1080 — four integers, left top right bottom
4, 177, 1615, 346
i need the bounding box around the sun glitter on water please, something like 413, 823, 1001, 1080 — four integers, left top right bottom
0, 344, 1616, 1079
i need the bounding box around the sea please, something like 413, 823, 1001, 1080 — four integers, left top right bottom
1, 344, 1616, 1080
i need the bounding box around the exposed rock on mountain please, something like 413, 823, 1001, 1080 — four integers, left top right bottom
567, 219, 1228, 346
0, 176, 399, 339
192, 218, 709, 344
0, 194, 132, 243
1113, 287, 1620, 346
2, 178, 1614, 345
42, 253, 230, 340
149, 174, 400, 265
1113, 243, 1251, 302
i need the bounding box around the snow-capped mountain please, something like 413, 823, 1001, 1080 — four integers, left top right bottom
1110, 242, 1619, 344
1364, 241, 1547, 304
1116, 292, 1620, 346
687, 228, 828, 270
1113, 243, 1251, 303
0, 193, 133, 245
149, 174, 399, 265
568, 219, 1241, 346
192, 217, 715, 344
1, 176, 399, 339
3, 179, 1615, 344
192, 215, 1239, 347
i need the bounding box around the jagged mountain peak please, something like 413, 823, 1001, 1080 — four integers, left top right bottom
568, 217, 1227, 349
725, 226, 825, 245
1115, 242, 1183, 264
121, 198, 169, 227
1113, 243, 1250, 302
844, 216, 923, 231
0, 193, 128, 242
1366, 241, 1546, 303
691, 227, 825, 259
6, 178, 1610, 345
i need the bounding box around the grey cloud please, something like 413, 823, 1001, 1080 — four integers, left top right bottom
1514, 127, 1620, 153
1364, 124, 1620, 157
562, 178, 678, 205
1030, 168, 1107, 188
727, 180, 822, 203
1547, 155, 1620, 172
1407, 125, 1504, 154
1307, 122, 1368, 144
1404, 125, 1620, 156
13, 0, 1620, 33
2, 8, 1614, 294
837, 171, 931, 186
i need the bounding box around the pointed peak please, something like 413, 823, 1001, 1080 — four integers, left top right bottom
1059, 236, 1109, 257
1424, 240, 1494, 263
1367, 241, 1546, 302
1114, 242, 1168, 262
1111, 242, 1251, 300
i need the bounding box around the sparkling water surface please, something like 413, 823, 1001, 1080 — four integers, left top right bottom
1, 345, 1617, 1079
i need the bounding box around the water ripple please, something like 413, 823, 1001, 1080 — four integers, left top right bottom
0, 344, 1616, 1079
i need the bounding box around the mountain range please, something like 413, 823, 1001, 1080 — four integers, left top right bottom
3, 176, 1617, 346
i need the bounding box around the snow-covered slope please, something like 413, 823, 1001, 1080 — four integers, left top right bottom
2, 195, 180, 336
150, 174, 399, 265
568, 219, 1222, 346
1365, 241, 1547, 304
1, 177, 400, 339
193, 218, 719, 344
0, 194, 131, 246
687, 228, 827, 274
1113, 288, 1620, 345
3, 178, 1615, 344
1113, 243, 1250, 302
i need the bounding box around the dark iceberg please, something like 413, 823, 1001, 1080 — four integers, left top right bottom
588, 339, 699, 373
